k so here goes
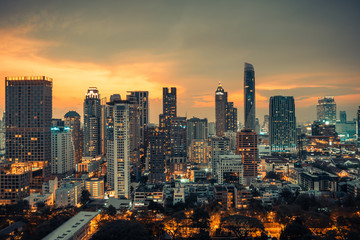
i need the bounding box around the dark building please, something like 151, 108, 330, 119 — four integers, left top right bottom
215, 83, 238, 136
312, 121, 337, 137
340, 111, 347, 123
244, 63, 255, 131
83, 87, 101, 157
146, 126, 167, 183
317, 96, 336, 124
358, 106, 360, 143
5, 76, 52, 189
236, 130, 258, 182
127, 91, 149, 146
186, 117, 208, 147
159, 87, 176, 133
126, 94, 141, 169
64, 111, 82, 163
269, 96, 296, 153
215, 83, 227, 136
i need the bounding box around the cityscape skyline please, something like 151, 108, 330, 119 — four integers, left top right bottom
1, 1, 360, 123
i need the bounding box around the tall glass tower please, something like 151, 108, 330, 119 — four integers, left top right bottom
269, 96, 296, 152
83, 87, 101, 157
244, 63, 255, 130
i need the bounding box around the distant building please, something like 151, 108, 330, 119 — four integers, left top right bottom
0, 114, 5, 159
188, 140, 209, 166
312, 121, 337, 137
187, 117, 208, 147
146, 126, 167, 183
159, 87, 176, 148
217, 155, 243, 185
236, 130, 258, 183
51, 124, 75, 175
340, 111, 347, 123
211, 137, 230, 177
299, 172, 338, 193
357, 106, 360, 143
64, 111, 82, 163
269, 96, 296, 153
316, 96, 336, 124
83, 87, 101, 158
244, 63, 255, 131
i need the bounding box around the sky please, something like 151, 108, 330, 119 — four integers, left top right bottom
1, 0, 360, 124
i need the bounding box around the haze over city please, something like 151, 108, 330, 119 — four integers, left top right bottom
1, 0, 360, 123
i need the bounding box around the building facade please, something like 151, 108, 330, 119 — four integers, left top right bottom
269, 96, 296, 153
316, 96, 336, 124
187, 117, 208, 147
236, 130, 258, 182
244, 63, 255, 131
83, 87, 101, 158
64, 111, 82, 163
210, 137, 230, 177
217, 155, 243, 185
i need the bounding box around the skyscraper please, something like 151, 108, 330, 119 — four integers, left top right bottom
340, 111, 347, 123
236, 129, 258, 183
215, 83, 227, 136
146, 126, 167, 183
357, 106, 360, 143
64, 111, 82, 163
187, 117, 208, 147
127, 91, 149, 146
244, 63, 255, 131
51, 123, 75, 175
316, 96, 336, 124
160, 87, 176, 132
269, 96, 297, 152
210, 137, 230, 177
83, 87, 101, 158
215, 83, 238, 136
5, 76, 52, 188
106, 98, 130, 199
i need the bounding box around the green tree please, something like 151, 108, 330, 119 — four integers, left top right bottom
280, 217, 313, 240
106, 205, 117, 216
91, 220, 150, 240
221, 214, 265, 239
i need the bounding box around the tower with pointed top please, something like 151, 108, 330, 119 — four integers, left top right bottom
216, 82, 227, 136
244, 63, 255, 131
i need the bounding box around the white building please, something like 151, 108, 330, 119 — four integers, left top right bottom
24, 193, 54, 209
51, 126, 75, 175
107, 99, 130, 199
217, 155, 243, 185
42, 176, 59, 194
43, 211, 100, 240
55, 182, 82, 207
173, 186, 185, 205
211, 137, 230, 177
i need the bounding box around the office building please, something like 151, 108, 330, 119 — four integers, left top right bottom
269, 96, 296, 153
146, 126, 167, 183
187, 117, 208, 147
0, 114, 5, 159
312, 121, 337, 137
317, 96, 336, 124
85, 177, 104, 199
357, 106, 360, 143
210, 137, 230, 177
188, 140, 209, 166
0, 163, 31, 205
244, 63, 255, 130
64, 111, 82, 163
51, 124, 75, 175
236, 129, 258, 183
215, 83, 227, 136
340, 111, 347, 123
106, 98, 131, 199
127, 91, 149, 145
5, 76, 52, 189
55, 182, 82, 207
83, 87, 101, 158
159, 87, 176, 134
215, 83, 238, 136
217, 155, 243, 185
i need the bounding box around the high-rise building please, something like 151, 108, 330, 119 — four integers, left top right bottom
64, 111, 82, 163
226, 102, 238, 132
51, 124, 75, 175
127, 91, 149, 146
269, 96, 297, 152
210, 137, 230, 177
146, 126, 167, 183
236, 129, 258, 183
317, 96, 336, 124
340, 111, 347, 123
215, 83, 238, 136
83, 87, 101, 158
106, 98, 130, 199
170, 117, 187, 158
0, 113, 5, 159
186, 117, 208, 147
244, 63, 255, 131
215, 83, 227, 136
358, 106, 360, 143
5, 76, 52, 189
217, 155, 243, 185
126, 94, 141, 170
159, 87, 176, 133
262, 115, 269, 133
188, 140, 209, 166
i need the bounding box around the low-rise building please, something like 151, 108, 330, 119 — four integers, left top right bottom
55, 182, 82, 207
217, 155, 243, 185
299, 171, 338, 193
24, 193, 54, 209
43, 211, 100, 240
85, 178, 104, 199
